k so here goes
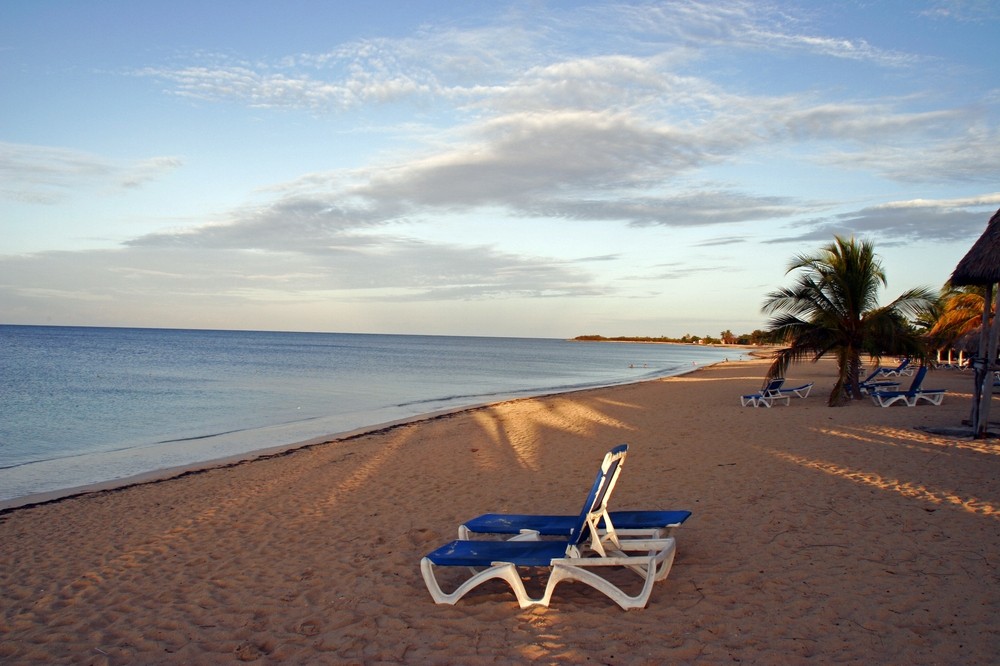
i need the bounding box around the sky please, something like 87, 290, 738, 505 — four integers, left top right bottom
2, 0, 999, 338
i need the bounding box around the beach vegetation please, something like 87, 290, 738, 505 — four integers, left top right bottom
573, 329, 782, 346
924, 284, 988, 358
761, 236, 937, 406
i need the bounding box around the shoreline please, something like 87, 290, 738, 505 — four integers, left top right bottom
3, 357, 996, 663
0, 359, 729, 514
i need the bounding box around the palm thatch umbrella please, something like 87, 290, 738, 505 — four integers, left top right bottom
954, 328, 982, 354
950, 207, 1000, 438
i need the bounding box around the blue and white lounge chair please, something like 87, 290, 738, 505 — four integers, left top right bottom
845, 368, 900, 397
775, 381, 814, 399
877, 358, 914, 377
459, 445, 691, 542
460, 509, 692, 540
870, 366, 946, 407
741, 378, 790, 407
421, 446, 678, 609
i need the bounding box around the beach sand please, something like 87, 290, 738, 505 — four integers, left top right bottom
1, 357, 998, 664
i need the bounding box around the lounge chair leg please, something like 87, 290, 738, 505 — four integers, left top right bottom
546, 562, 655, 610
546, 538, 677, 610
420, 558, 548, 608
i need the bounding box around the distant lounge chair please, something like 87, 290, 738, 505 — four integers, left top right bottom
870, 366, 946, 407
845, 368, 900, 398
460, 445, 691, 543
775, 381, 814, 399
877, 358, 914, 377
741, 378, 790, 407
421, 446, 678, 609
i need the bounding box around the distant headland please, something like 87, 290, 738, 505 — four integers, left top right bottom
573, 330, 780, 346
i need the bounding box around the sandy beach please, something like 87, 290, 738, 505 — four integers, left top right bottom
1, 356, 998, 664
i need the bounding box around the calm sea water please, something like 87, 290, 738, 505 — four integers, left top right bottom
0, 326, 742, 505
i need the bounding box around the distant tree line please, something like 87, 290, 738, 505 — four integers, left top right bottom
573, 330, 784, 346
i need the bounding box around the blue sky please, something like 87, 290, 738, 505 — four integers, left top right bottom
2, 0, 999, 338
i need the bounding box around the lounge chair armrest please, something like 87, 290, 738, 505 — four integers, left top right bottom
509, 530, 542, 541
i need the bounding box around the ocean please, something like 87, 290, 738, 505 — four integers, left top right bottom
0, 325, 743, 506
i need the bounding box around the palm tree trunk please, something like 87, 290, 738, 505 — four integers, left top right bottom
849, 349, 863, 401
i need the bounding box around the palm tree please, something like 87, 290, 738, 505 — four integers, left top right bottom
927, 284, 989, 363
761, 236, 936, 405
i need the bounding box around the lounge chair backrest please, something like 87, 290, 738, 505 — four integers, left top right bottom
860, 368, 881, 383
569, 444, 628, 550
906, 365, 927, 392
762, 378, 784, 392
590, 443, 627, 516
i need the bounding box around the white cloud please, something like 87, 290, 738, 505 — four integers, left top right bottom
120, 156, 184, 189
530, 190, 804, 227
140, 62, 438, 111
0, 142, 181, 203
875, 193, 1000, 209
769, 195, 1000, 245
0, 233, 606, 317
123, 78, 993, 255
136, 1, 925, 116
610, 0, 921, 66
356, 110, 715, 206
819, 118, 1000, 182
920, 0, 1000, 22
127, 195, 388, 250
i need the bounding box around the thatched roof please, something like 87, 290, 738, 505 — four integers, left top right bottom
952, 208, 1000, 286
954, 327, 983, 354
